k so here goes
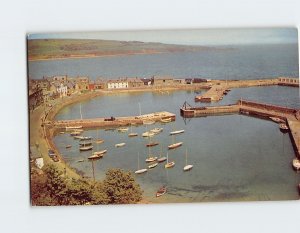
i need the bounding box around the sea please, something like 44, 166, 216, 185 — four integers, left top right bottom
28, 43, 300, 203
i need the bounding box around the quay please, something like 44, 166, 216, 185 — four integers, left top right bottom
52, 111, 176, 129
194, 78, 282, 102
181, 100, 300, 157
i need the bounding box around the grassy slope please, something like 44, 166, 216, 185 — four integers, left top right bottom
27, 39, 215, 60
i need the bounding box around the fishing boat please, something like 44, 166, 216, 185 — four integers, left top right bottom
183, 149, 193, 171
164, 152, 175, 168
128, 124, 138, 137
117, 127, 129, 132
145, 145, 158, 162
66, 144, 72, 149
156, 186, 167, 197
269, 117, 285, 123
292, 158, 300, 171
150, 128, 163, 134
160, 118, 172, 123
115, 142, 126, 147
135, 152, 148, 174
168, 142, 183, 149
70, 131, 82, 136
142, 131, 155, 137
279, 123, 289, 132
148, 162, 158, 169
169, 129, 185, 135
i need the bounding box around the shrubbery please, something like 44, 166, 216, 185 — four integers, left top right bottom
31, 164, 143, 206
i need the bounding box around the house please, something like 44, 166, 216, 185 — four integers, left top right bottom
127, 77, 144, 88
75, 76, 90, 92
278, 77, 299, 87
185, 78, 193, 84
107, 78, 129, 89
141, 78, 152, 86
94, 79, 106, 90
52, 75, 68, 82
173, 78, 186, 84
152, 75, 174, 86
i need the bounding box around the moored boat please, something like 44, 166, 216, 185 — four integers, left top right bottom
135, 152, 148, 174
142, 131, 155, 137
70, 131, 82, 136
145, 156, 158, 163
128, 133, 138, 137
95, 139, 104, 144
115, 142, 126, 147
148, 162, 158, 169
77, 159, 84, 162
117, 127, 129, 132
74, 135, 85, 140
156, 186, 167, 197
168, 142, 183, 150
160, 118, 172, 123
146, 142, 159, 147
183, 149, 193, 171
79, 145, 93, 151
150, 128, 163, 134
93, 150, 107, 156
292, 158, 300, 171
279, 123, 289, 132
269, 117, 285, 123
143, 120, 155, 125
169, 129, 184, 135
88, 153, 103, 160
157, 156, 167, 163
66, 125, 83, 131
66, 144, 72, 149
164, 152, 175, 168
80, 136, 92, 141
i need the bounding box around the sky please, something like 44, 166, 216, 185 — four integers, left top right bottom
28, 28, 298, 46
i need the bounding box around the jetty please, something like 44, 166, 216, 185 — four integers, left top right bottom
52, 111, 175, 129
181, 100, 300, 157
194, 79, 281, 102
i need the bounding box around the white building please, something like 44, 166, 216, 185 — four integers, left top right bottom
107, 79, 129, 89
57, 83, 68, 97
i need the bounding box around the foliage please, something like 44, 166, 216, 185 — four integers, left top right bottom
30, 165, 142, 206
103, 168, 143, 204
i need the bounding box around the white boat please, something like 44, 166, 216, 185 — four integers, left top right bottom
150, 128, 163, 134
79, 139, 93, 151
93, 150, 107, 156
145, 144, 157, 162
183, 149, 193, 171
148, 162, 158, 169
164, 152, 175, 168
128, 125, 138, 137
292, 158, 300, 171
135, 152, 148, 174
170, 130, 185, 135
95, 129, 104, 144
117, 127, 129, 132
88, 153, 103, 160
115, 142, 126, 147
74, 135, 85, 140
160, 118, 172, 123
142, 131, 155, 137
66, 125, 83, 131
79, 145, 93, 151
80, 136, 92, 141
157, 145, 167, 163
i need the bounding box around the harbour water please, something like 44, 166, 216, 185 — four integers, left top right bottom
30, 43, 300, 203
53, 86, 300, 203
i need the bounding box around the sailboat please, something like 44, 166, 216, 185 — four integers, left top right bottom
183, 148, 193, 171
170, 129, 184, 135
150, 127, 163, 135
157, 144, 167, 163
92, 133, 107, 157
79, 139, 93, 151
135, 152, 147, 174
164, 152, 175, 168
67, 103, 84, 131
146, 135, 159, 147
145, 144, 158, 162
128, 124, 138, 137
95, 129, 104, 144
168, 134, 183, 150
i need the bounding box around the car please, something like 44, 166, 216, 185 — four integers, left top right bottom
48, 149, 55, 158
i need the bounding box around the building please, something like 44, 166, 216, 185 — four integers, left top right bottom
127, 77, 144, 88
152, 75, 174, 86
278, 77, 299, 87
75, 76, 90, 92
94, 79, 106, 90
52, 75, 68, 82
107, 79, 129, 89
173, 78, 186, 84
141, 78, 152, 86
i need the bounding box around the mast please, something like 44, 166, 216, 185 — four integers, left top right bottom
160, 144, 162, 158
185, 148, 188, 166
166, 152, 169, 163
138, 102, 141, 116
80, 103, 83, 120
137, 152, 140, 170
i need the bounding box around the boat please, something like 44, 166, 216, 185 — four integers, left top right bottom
70, 131, 82, 136
77, 159, 84, 162
269, 117, 285, 123
292, 158, 300, 171
115, 142, 126, 147
88, 153, 103, 160
164, 152, 175, 168
183, 149, 193, 171
80, 136, 92, 141
73, 135, 85, 140
142, 131, 155, 137
279, 123, 289, 131
79, 141, 92, 146
135, 152, 148, 174
146, 142, 159, 147
169, 130, 185, 135
95, 129, 104, 144
156, 186, 167, 197
117, 127, 129, 132
59, 131, 65, 134
66, 144, 72, 149
143, 120, 155, 125
128, 124, 138, 137
150, 128, 163, 134
157, 145, 167, 163
148, 162, 158, 169
145, 145, 158, 162
93, 149, 107, 155
160, 118, 172, 123
79, 145, 93, 151
66, 125, 83, 131
168, 142, 183, 150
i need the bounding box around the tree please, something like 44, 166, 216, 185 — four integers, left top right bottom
103, 168, 143, 204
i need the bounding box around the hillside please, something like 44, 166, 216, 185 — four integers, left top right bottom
27, 39, 216, 61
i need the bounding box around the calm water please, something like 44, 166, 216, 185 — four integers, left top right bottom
29, 44, 299, 80
30, 43, 300, 202
54, 86, 300, 202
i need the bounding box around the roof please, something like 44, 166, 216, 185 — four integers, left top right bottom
127, 77, 144, 83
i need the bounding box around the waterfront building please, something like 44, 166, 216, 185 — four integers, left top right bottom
173, 78, 186, 84
94, 79, 106, 90
127, 77, 144, 88
107, 78, 129, 89
278, 77, 299, 87
141, 78, 152, 86
152, 75, 174, 86
75, 76, 90, 92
